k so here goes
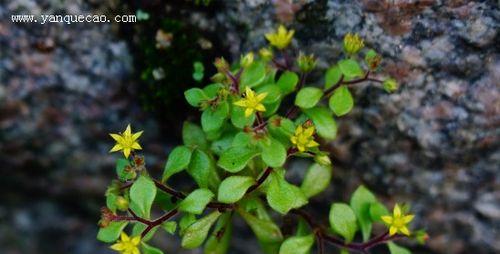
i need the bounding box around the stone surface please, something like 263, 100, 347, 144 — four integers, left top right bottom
207, 0, 499, 253
1, 0, 499, 254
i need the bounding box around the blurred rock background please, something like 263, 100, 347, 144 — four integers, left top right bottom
0, 0, 498, 254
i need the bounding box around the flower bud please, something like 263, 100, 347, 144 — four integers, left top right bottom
365, 49, 381, 70
259, 48, 273, 60
343, 33, 364, 55
115, 196, 129, 211
99, 207, 114, 228
214, 57, 229, 72
314, 153, 332, 166
297, 52, 317, 72
240, 52, 254, 68
383, 78, 398, 93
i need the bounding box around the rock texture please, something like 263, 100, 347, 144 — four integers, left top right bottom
208, 0, 499, 253
0, 1, 164, 253
1, 0, 499, 254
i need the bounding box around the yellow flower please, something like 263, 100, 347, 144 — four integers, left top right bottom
290, 125, 319, 152
343, 33, 364, 55
110, 232, 141, 254
110, 124, 143, 158
234, 87, 267, 117
265, 25, 294, 49
381, 203, 415, 236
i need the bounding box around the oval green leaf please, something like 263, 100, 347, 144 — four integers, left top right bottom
295, 87, 324, 109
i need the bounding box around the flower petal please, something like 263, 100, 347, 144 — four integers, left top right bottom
131, 142, 142, 150
255, 104, 266, 112
110, 144, 123, 153
400, 226, 411, 236
394, 204, 401, 217
120, 232, 130, 242
244, 108, 253, 117
256, 92, 268, 101
110, 133, 124, 142
124, 124, 132, 136
123, 148, 131, 158
307, 140, 319, 148
403, 214, 414, 223
234, 100, 248, 107
110, 243, 125, 251
381, 215, 393, 224
132, 130, 143, 140
131, 236, 141, 245
389, 226, 398, 236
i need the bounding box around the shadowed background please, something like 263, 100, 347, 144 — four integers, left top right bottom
0, 0, 498, 253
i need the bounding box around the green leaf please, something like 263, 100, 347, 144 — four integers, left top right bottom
162, 146, 192, 181
329, 85, 354, 116
279, 234, 315, 254
185, 88, 208, 107
106, 191, 117, 213
179, 213, 197, 236
210, 133, 235, 156
329, 203, 358, 242
182, 211, 221, 249
179, 188, 214, 214
257, 84, 282, 104
217, 176, 255, 203
300, 163, 332, 198
97, 221, 128, 243
116, 158, 134, 181
203, 83, 224, 99
141, 243, 164, 254
295, 87, 323, 109
388, 242, 412, 254
303, 107, 337, 140
325, 65, 342, 89
369, 202, 389, 222
267, 171, 308, 214
277, 71, 299, 94
350, 185, 377, 241
231, 104, 255, 128
338, 59, 364, 78
268, 117, 295, 147
263, 99, 282, 117
204, 213, 233, 254
232, 132, 252, 147
201, 102, 229, 133
130, 176, 157, 218
238, 209, 283, 243
183, 122, 209, 150
217, 146, 260, 173
187, 149, 219, 189
259, 137, 287, 168
240, 61, 266, 88
161, 221, 177, 234
132, 223, 158, 241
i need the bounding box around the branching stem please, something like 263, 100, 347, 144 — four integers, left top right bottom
292, 209, 401, 254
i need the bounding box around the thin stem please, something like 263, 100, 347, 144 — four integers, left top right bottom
292, 209, 403, 253
246, 167, 273, 194
141, 209, 178, 238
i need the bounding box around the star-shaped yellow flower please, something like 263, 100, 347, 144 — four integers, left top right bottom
265, 25, 294, 49
381, 203, 415, 236
110, 232, 141, 254
234, 87, 267, 117
290, 125, 319, 152
110, 124, 143, 158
